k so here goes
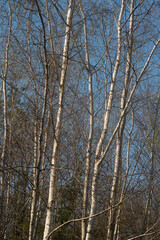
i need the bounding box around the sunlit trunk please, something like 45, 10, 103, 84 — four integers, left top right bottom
0, 2, 11, 237
29, 1, 49, 239
113, 110, 134, 240
107, 1, 134, 239
43, 1, 73, 239
78, 2, 94, 240
85, 2, 124, 239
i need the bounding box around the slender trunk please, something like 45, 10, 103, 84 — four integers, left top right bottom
45, 2, 60, 230
81, 47, 93, 240
43, 1, 73, 239
27, 11, 38, 240
29, 1, 49, 239
29, 118, 38, 240
107, 130, 123, 240
114, 109, 134, 240
100, 37, 160, 166
107, 1, 134, 239
84, 20, 160, 240
85, 2, 124, 240
78, 2, 94, 240
4, 172, 10, 240
4, 118, 13, 239
0, 62, 7, 239
33, 99, 52, 239
33, 127, 48, 240
0, 2, 11, 237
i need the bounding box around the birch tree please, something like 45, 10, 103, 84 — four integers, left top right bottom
106, 1, 134, 239
0, 0, 159, 239
78, 1, 94, 239
43, 1, 73, 239
28, 1, 49, 239
85, 2, 125, 239
0, 1, 12, 237
84, 1, 160, 239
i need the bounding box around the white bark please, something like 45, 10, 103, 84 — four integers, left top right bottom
78, 1, 94, 240
107, 1, 134, 239
0, 1, 11, 236
85, 3, 160, 240
99, 37, 160, 165
29, 1, 49, 239
40, 33, 160, 239
85, 2, 125, 239
4, 116, 13, 239
27, 11, 38, 240
113, 109, 134, 240
43, 1, 73, 239
29, 118, 38, 240
33, 104, 51, 239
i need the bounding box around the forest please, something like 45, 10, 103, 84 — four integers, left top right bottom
0, 0, 160, 239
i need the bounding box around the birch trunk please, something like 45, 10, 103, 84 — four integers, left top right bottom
112, 109, 134, 240
107, 1, 134, 239
78, 2, 94, 240
85, 2, 124, 239
83, 37, 160, 240
0, 1, 11, 236
33, 96, 53, 239
28, 117, 38, 240
29, 1, 49, 239
43, 1, 73, 239
27, 11, 38, 240
32, 119, 49, 240
4, 116, 13, 239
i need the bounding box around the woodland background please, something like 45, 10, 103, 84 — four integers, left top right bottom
0, 0, 160, 240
